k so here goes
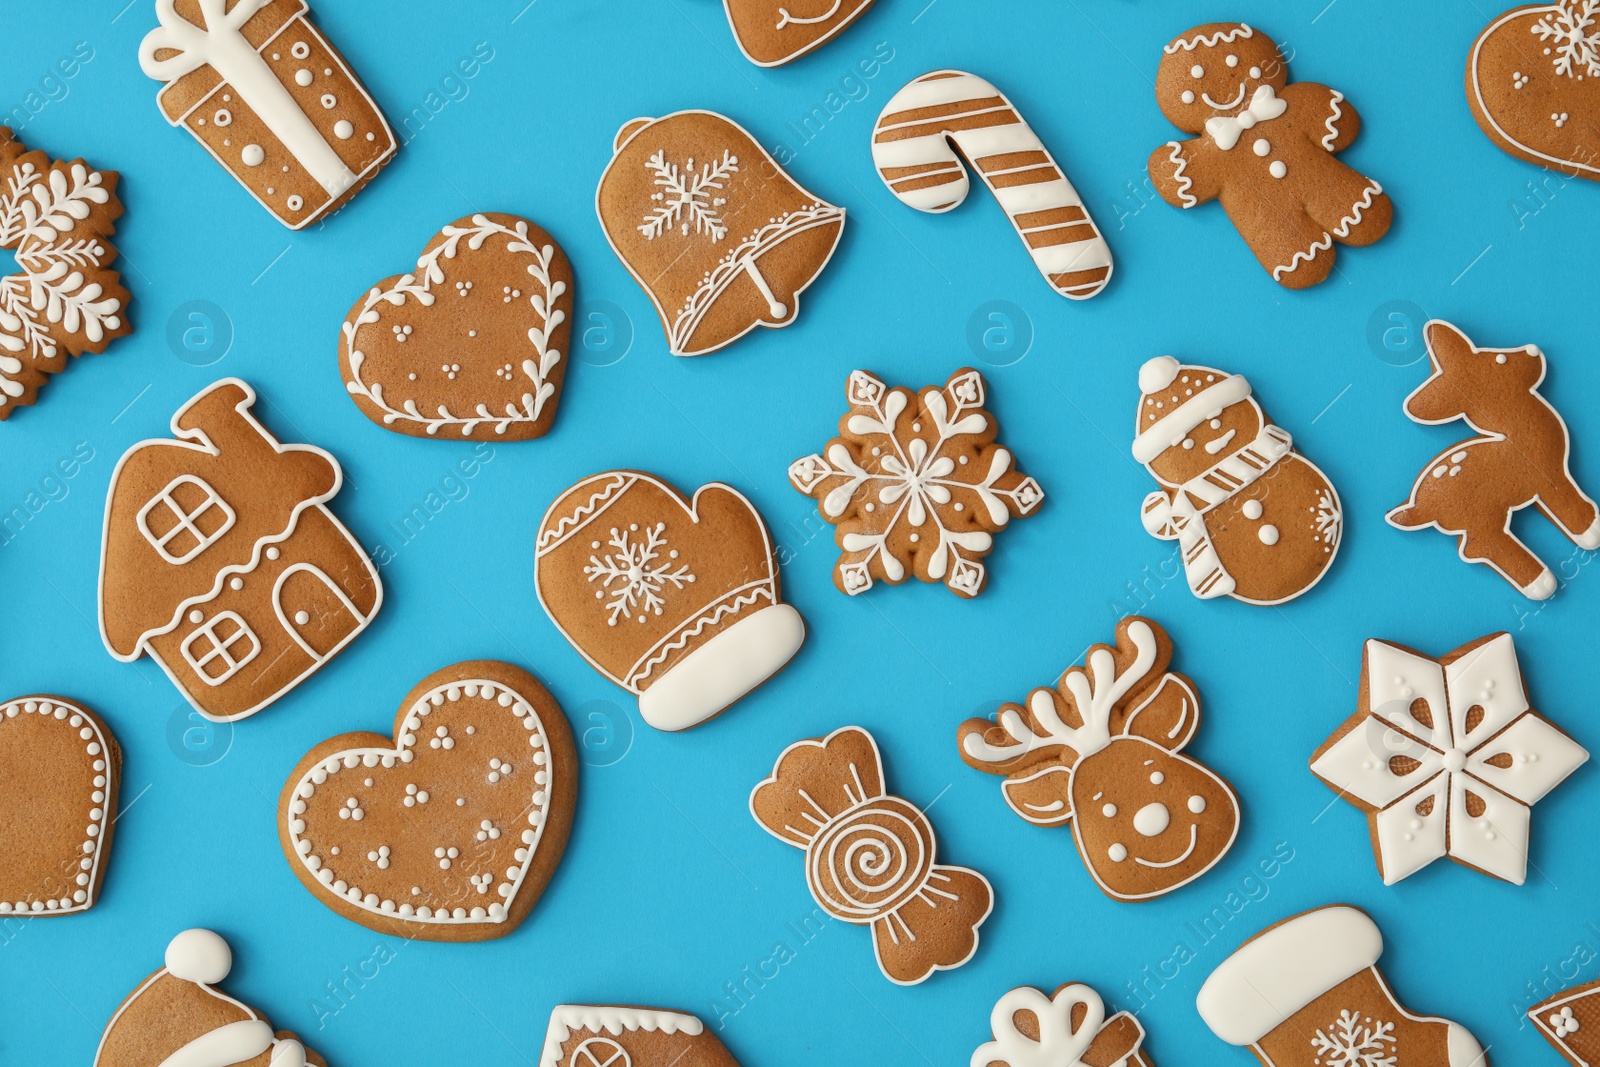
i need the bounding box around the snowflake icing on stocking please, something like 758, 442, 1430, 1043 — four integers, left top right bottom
638, 149, 739, 242
584, 523, 696, 626
1532, 0, 1600, 78
1310, 1009, 1397, 1067
788, 369, 1044, 598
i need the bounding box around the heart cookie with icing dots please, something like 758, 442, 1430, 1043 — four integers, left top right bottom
277, 660, 577, 941
0, 695, 120, 916
1469, 3, 1600, 182
341, 213, 573, 440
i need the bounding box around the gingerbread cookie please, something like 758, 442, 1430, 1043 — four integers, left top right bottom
596, 110, 845, 355
0, 695, 120, 916
1134, 356, 1341, 605
99, 378, 382, 721
1147, 23, 1392, 289
789, 368, 1044, 598
722, 0, 875, 67
1469, 3, 1600, 182
0, 129, 131, 420
974, 983, 1155, 1067
95, 929, 325, 1067
959, 617, 1239, 902
750, 725, 993, 985
872, 71, 1113, 300
279, 660, 575, 940
138, 0, 397, 229
1531, 979, 1600, 1065
541, 1006, 740, 1067
341, 213, 573, 440
535, 470, 804, 732
1311, 631, 1586, 886
1387, 320, 1599, 600
1197, 905, 1485, 1067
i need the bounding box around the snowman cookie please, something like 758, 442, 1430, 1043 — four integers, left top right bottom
1147, 23, 1392, 288
1133, 356, 1342, 605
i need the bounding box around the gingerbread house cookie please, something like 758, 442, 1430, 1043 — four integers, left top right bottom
541, 1005, 739, 1067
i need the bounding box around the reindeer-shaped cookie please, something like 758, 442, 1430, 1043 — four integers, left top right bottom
957, 617, 1239, 902
1388, 320, 1600, 600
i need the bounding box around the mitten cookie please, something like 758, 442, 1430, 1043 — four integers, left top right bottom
973, 983, 1155, 1067
1133, 356, 1341, 605
98, 378, 382, 721
1196, 905, 1485, 1067
1147, 23, 1392, 288
0, 129, 130, 420
95, 929, 325, 1067
1469, 3, 1600, 182
138, 0, 397, 228
959, 617, 1240, 902
535, 471, 804, 732
596, 110, 844, 355
751, 725, 993, 985
279, 661, 577, 941
0, 695, 120, 916
1311, 631, 1586, 885
1387, 320, 1599, 600
1531, 979, 1600, 1065
722, 0, 875, 67
341, 213, 573, 441
788, 368, 1044, 598
542, 1006, 741, 1067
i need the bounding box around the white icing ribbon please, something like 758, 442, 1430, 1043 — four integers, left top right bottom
155, 1020, 310, 1067
971, 985, 1104, 1067
138, 0, 357, 198
1204, 85, 1288, 151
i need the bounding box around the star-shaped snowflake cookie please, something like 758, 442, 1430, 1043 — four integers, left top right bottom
789, 368, 1044, 598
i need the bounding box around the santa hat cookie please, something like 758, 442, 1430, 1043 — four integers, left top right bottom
973, 983, 1155, 1067
1531, 979, 1600, 1065
540, 1005, 740, 1067
1133, 355, 1341, 605
95, 929, 324, 1066
535, 471, 804, 732
1197, 905, 1484, 1067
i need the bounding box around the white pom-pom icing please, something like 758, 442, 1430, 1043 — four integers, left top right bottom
1139, 355, 1181, 395
165, 928, 232, 985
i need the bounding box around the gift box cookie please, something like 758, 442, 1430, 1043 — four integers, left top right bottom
974, 983, 1156, 1067
541, 1005, 739, 1067
138, 0, 396, 229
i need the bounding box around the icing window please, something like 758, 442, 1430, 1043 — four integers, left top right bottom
180, 611, 260, 685
137, 475, 236, 564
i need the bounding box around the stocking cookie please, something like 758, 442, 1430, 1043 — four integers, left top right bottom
139, 0, 397, 229
750, 725, 993, 985
1469, 3, 1600, 182
1531, 979, 1600, 1065
1134, 356, 1342, 605
722, 0, 875, 67
98, 378, 382, 721
1387, 320, 1599, 600
1197, 905, 1485, 1067
1147, 23, 1392, 288
788, 368, 1044, 598
279, 661, 577, 941
542, 1006, 740, 1067
0, 695, 120, 916
0, 129, 131, 420
535, 471, 804, 732
872, 71, 1113, 299
1311, 631, 1586, 885
341, 213, 573, 440
958, 617, 1240, 902
95, 929, 325, 1067
973, 983, 1155, 1067
596, 110, 845, 355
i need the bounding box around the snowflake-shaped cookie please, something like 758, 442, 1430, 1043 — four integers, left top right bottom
0, 129, 130, 419
789, 368, 1044, 598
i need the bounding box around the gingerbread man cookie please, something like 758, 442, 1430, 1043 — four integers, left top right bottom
1147, 23, 1392, 289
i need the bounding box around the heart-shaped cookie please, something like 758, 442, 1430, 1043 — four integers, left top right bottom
0, 695, 120, 916
1469, 3, 1600, 180
277, 661, 576, 941
341, 212, 574, 440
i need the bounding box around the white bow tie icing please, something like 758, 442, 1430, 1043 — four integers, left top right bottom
1205, 86, 1288, 150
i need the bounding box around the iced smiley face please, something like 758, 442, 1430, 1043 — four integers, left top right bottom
1144, 394, 1265, 488
1155, 23, 1287, 133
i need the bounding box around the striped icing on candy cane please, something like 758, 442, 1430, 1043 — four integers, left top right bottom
871, 70, 1112, 300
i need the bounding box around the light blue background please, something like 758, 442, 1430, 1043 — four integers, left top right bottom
4, 1, 1599, 1063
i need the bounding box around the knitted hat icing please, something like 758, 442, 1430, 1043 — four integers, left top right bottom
1132, 357, 1253, 464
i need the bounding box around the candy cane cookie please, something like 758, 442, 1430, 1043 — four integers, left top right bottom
871, 70, 1112, 300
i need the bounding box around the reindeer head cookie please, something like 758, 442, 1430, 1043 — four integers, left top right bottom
958, 617, 1239, 902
